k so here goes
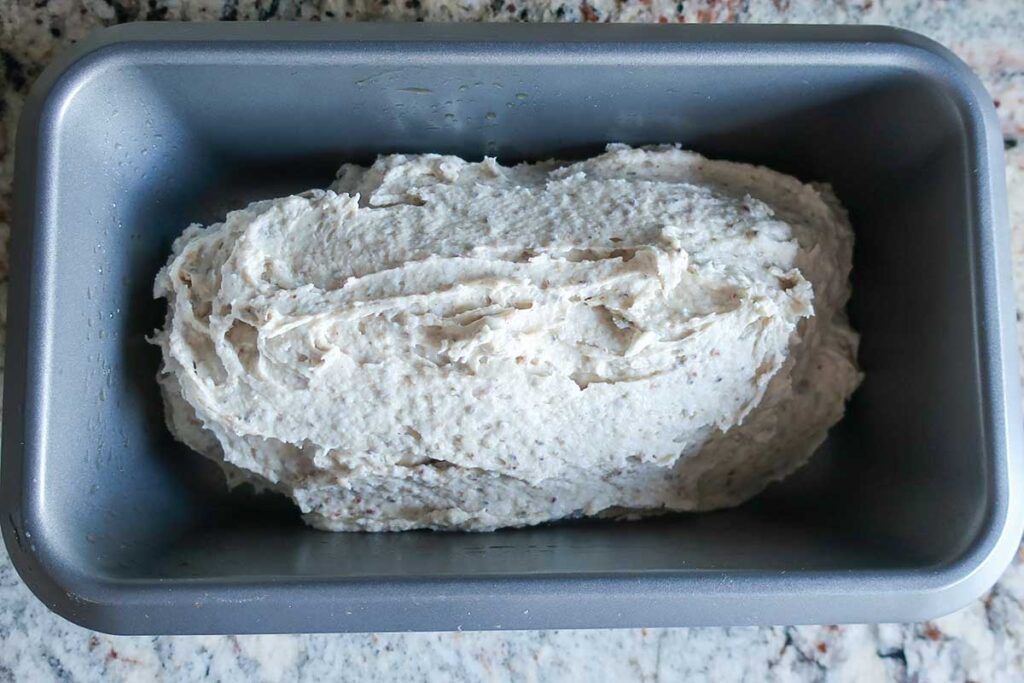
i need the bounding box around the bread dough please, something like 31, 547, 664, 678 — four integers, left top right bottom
153, 144, 861, 531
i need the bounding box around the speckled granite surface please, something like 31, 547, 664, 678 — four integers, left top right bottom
2, 1, 1024, 681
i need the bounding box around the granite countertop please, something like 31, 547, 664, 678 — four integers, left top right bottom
2, 1, 1024, 681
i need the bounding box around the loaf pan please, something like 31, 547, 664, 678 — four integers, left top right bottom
2, 22, 1021, 634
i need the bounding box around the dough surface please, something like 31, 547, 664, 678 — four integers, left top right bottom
153, 144, 861, 531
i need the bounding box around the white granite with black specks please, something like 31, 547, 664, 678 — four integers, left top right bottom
2, 1, 1024, 681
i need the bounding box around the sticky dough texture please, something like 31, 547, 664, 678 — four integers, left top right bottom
153, 144, 861, 531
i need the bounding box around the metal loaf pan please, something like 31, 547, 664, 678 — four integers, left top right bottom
2, 22, 1021, 634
